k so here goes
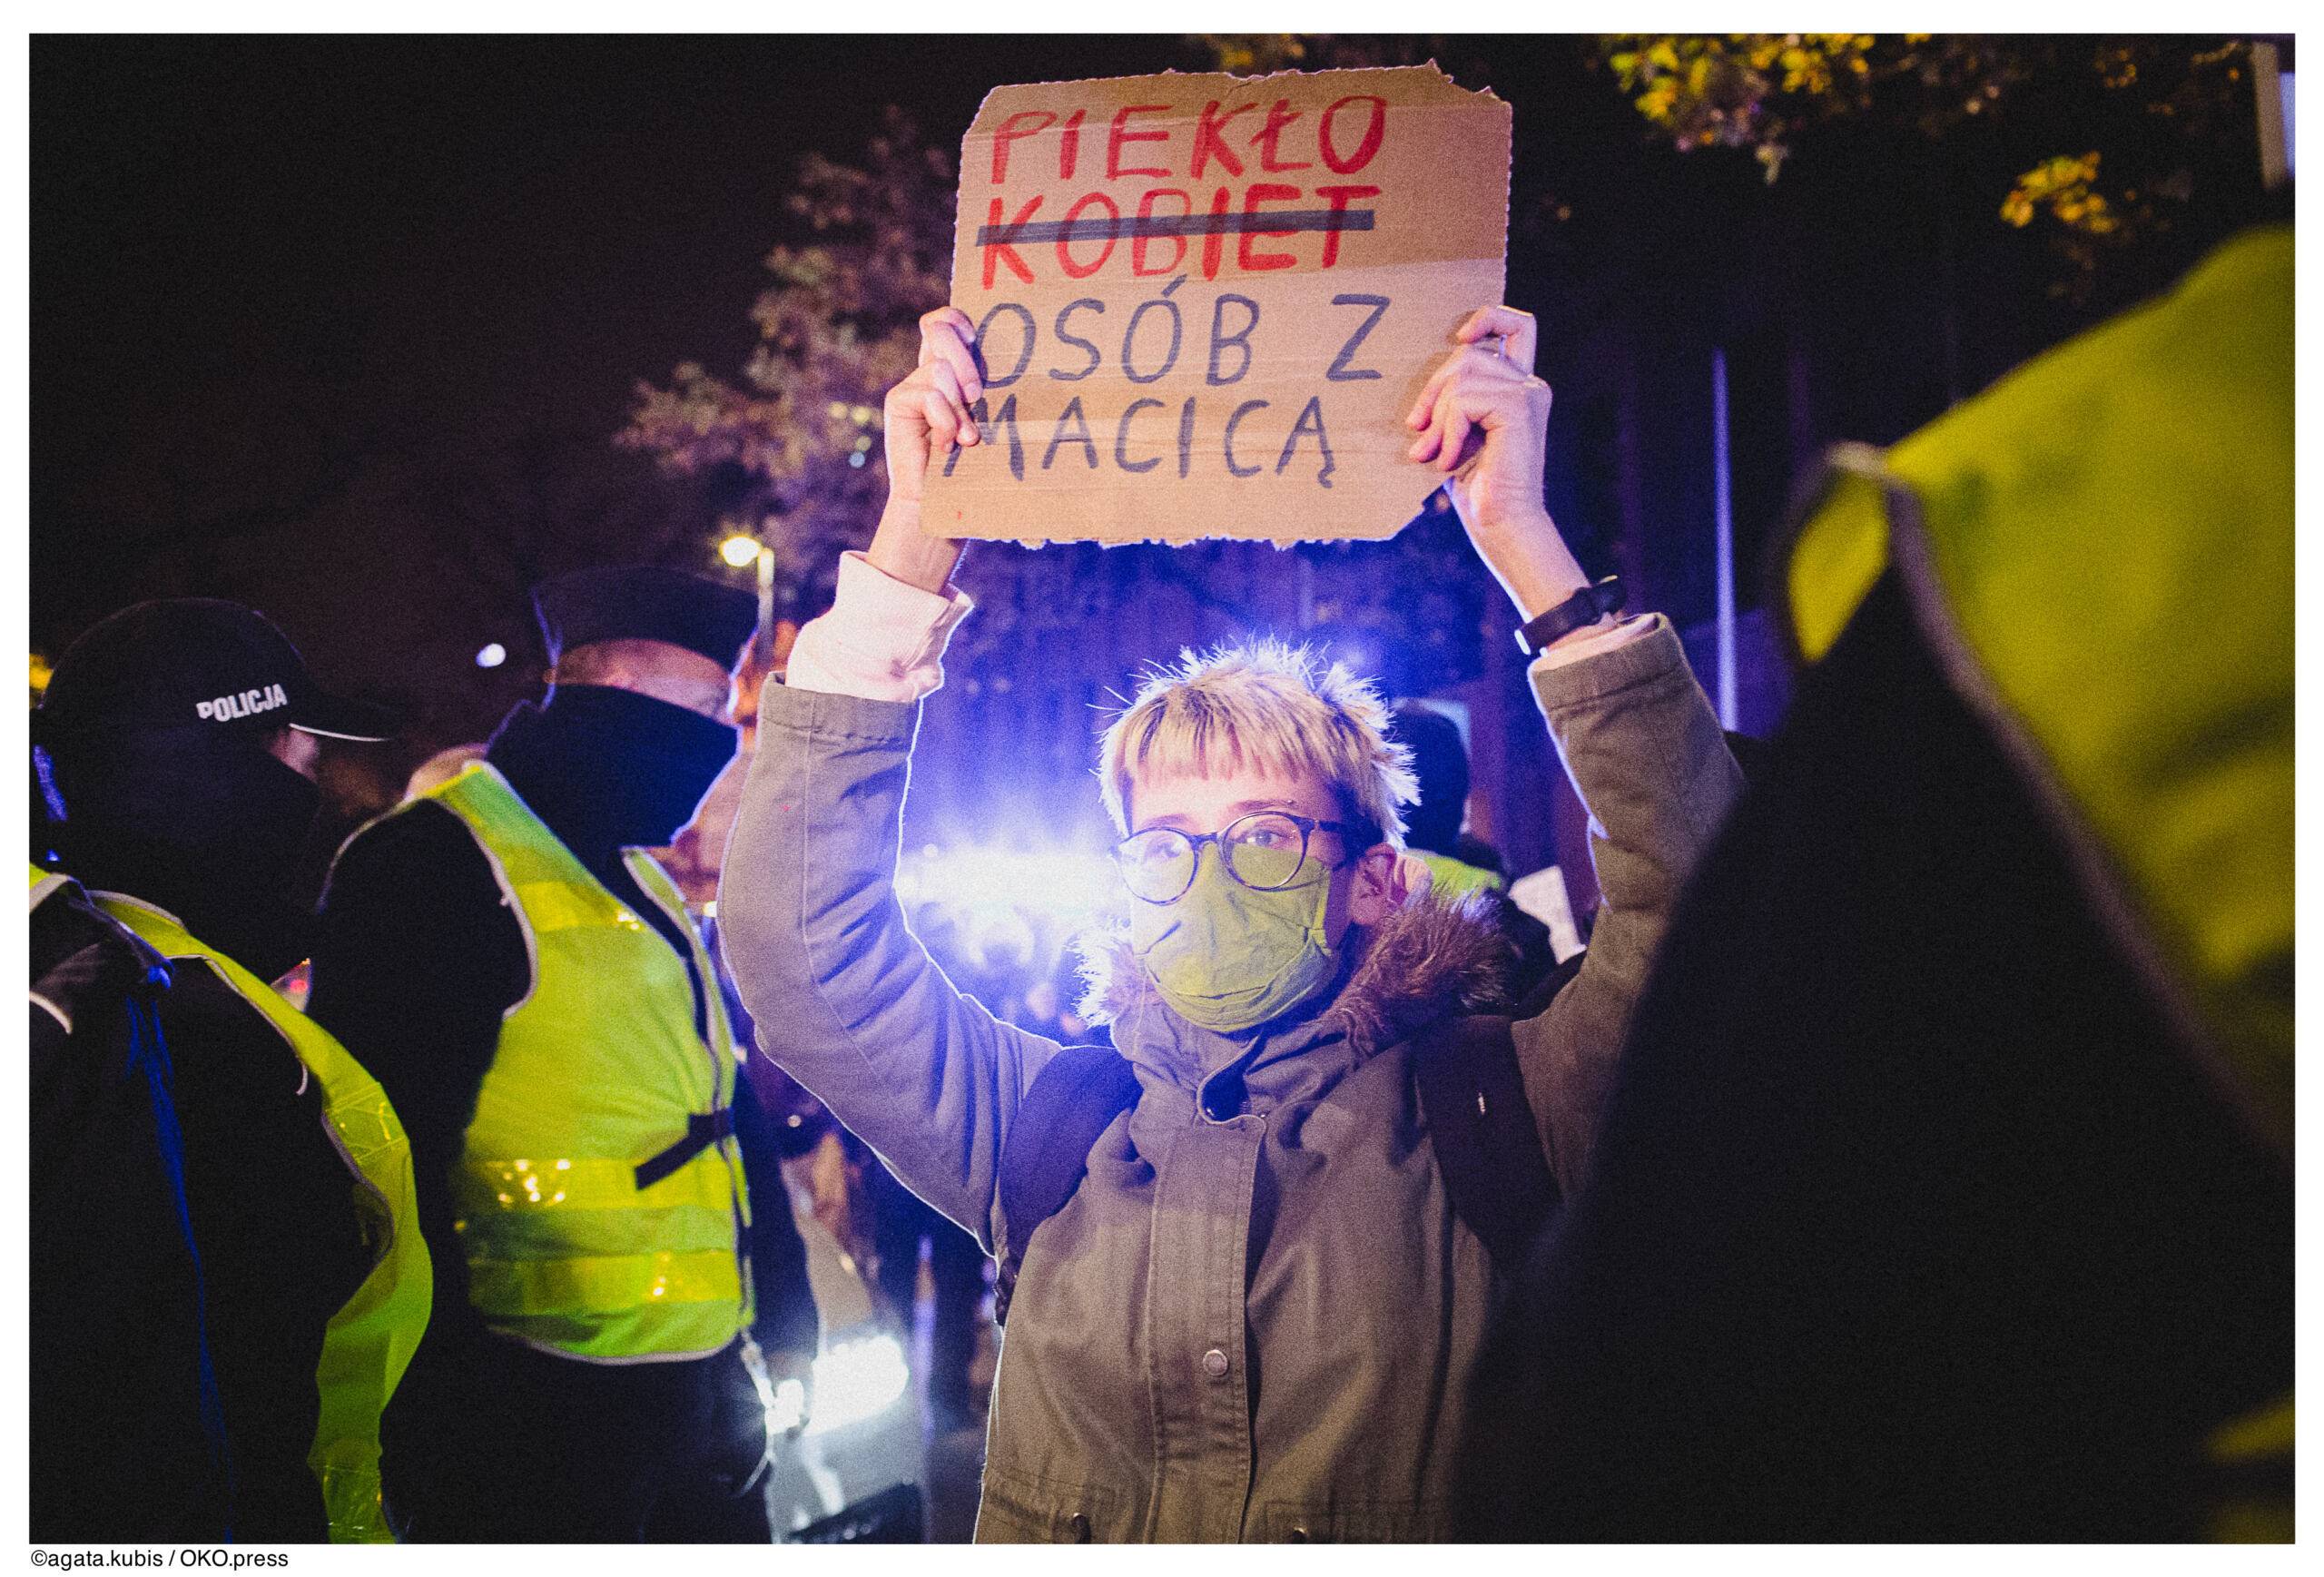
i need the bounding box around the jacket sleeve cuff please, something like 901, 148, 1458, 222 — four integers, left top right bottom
1527, 612, 1690, 715
757, 671, 921, 746
783, 551, 975, 703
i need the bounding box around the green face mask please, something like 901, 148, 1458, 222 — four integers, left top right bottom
1129, 843, 1343, 1034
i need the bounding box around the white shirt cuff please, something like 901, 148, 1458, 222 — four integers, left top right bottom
783, 551, 975, 703
1531, 611, 1659, 675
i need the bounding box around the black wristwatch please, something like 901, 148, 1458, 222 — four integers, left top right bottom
1513, 576, 1626, 657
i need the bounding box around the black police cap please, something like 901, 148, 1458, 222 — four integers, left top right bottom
532, 566, 759, 673
36, 598, 397, 746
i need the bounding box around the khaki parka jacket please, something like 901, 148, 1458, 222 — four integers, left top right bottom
718, 615, 1739, 1542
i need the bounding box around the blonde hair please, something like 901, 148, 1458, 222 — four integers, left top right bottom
1098, 639, 1418, 848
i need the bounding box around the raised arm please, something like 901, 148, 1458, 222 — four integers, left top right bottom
716, 309, 1060, 1251
1513, 618, 1738, 1196
1412, 306, 1744, 1196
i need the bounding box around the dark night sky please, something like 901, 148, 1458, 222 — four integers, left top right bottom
35, 33, 2260, 769
36, 34, 1183, 448
33, 34, 1203, 726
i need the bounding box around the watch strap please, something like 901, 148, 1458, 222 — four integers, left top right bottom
1514, 576, 1626, 656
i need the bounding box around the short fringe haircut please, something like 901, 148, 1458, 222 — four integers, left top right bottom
1098, 639, 1420, 849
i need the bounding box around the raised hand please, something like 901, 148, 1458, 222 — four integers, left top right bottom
1408, 306, 1592, 622
868, 306, 984, 594
882, 306, 985, 501
1406, 306, 1551, 531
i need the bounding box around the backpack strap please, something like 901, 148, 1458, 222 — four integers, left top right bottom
993, 1021, 1560, 1322
1411, 1014, 1561, 1273
994, 1045, 1142, 1326
1512, 945, 1587, 1022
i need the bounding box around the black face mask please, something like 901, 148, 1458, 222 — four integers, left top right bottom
487, 684, 739, 853
43, 727, 326, 977
46, 727, 322, 876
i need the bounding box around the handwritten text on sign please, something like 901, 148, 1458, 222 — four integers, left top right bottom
921, 66, 1512, 545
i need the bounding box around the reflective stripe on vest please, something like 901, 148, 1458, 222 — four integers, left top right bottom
421, 761, 751, 1362
1784, 227, 2291, 1158
95, 894, 433, 1545
28, 862, 68, 909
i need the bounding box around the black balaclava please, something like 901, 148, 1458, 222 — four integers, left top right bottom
485, 684, 738, 867
42, 725, 324, 981
485, 685, 738, 1040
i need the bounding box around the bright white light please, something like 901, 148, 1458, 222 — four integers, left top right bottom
720, 534, 763, 569
770, 1376, 807, 1434
895, 844, 1118, 928
847, 452, 867, 468
475, 643, 507, 668
793, 1333, 910, 1437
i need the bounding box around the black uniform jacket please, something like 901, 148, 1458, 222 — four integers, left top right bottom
33, 863, 370, 1543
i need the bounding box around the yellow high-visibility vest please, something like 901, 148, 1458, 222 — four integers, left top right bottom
1783, 227, 2291, 1541
94, 892, 433, 1545
1410, 850, 1507, 904
1786, 225, 2290, 1158
420, 762, 751, 1363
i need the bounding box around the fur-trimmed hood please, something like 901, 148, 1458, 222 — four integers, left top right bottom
1076, 888, 1516, 1063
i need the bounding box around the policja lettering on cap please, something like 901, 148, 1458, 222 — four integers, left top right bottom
195, 684, 290, 723
34, 599, 396, 746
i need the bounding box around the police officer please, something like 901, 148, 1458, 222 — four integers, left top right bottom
31, 599, 433, 1543
28, 863, 219, 1543
309, 566, 773, 1542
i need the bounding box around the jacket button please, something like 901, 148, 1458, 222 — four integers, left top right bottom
1201, 1346, 1230, 1379
1285, 1526, 1310, 1543
1067, 1513, 1091, 1543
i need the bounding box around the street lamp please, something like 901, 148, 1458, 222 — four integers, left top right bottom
717, 531, 778, 668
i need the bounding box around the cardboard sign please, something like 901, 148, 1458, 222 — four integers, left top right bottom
921, 65, 1512, 545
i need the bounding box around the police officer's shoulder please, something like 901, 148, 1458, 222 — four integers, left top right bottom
322, 794, 500, 915
313, 793, 530, 1020
149, 951, 315, 1097
30, 872, 115, 977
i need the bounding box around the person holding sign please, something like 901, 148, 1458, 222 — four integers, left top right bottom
718, 303, 1740, 1543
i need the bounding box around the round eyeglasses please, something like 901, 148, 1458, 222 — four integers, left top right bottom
1112, 810, 1372, 905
